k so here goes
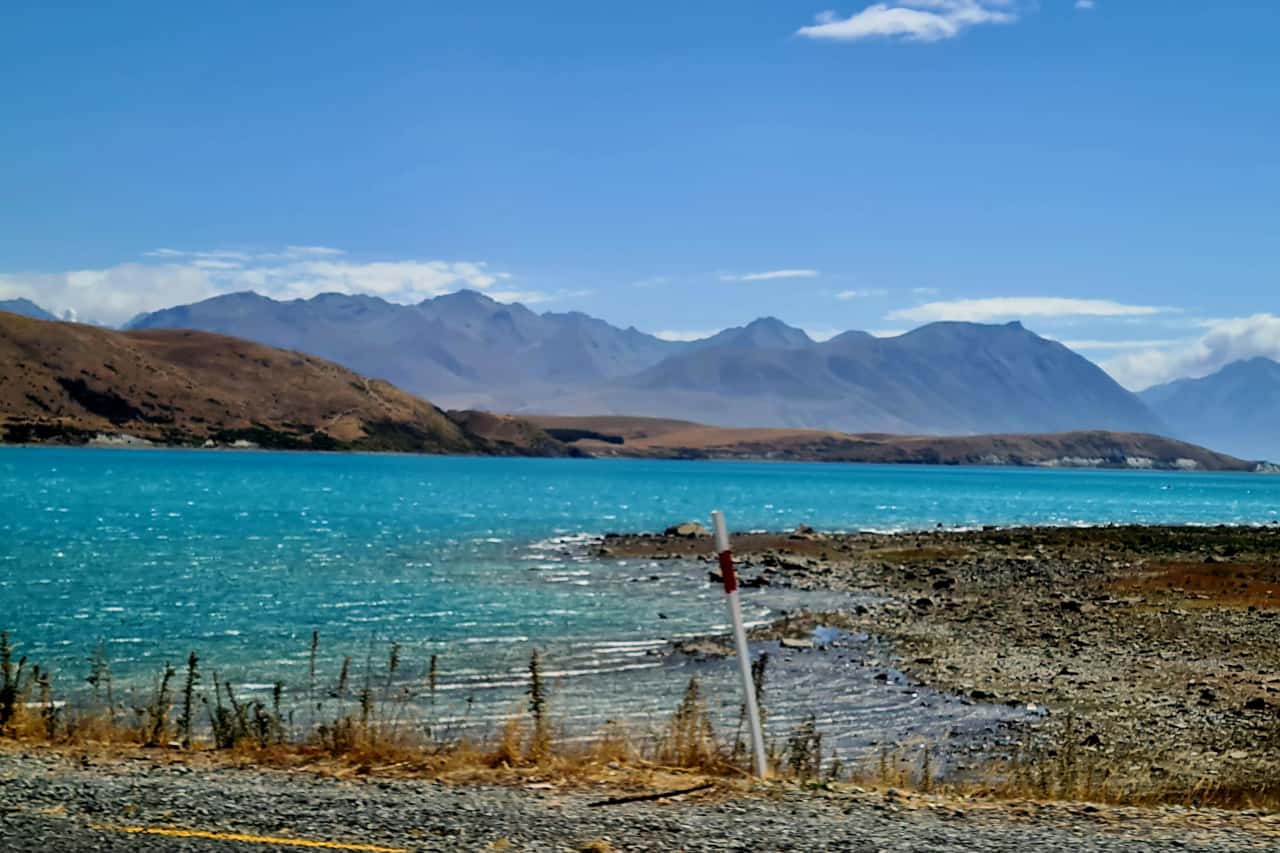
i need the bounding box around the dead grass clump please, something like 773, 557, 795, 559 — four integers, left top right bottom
851, 719, 1280, 813
655, 677, 722, 771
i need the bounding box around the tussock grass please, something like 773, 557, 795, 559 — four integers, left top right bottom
1, 628, 1277, 811
846, 723, 1280, 813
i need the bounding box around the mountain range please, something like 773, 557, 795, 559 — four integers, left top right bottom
9, 289, 1275, 460
126, 290, 676, 396
0, 298, 57, 321
0, 311, 570, 456
124, 290, 1170, 437
0, 310, 1258, 471
1140, 357, 1280, 462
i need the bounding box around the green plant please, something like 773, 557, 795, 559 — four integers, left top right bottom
177, 652, 200, 748
307, 630, 319, 729
527, 649, 549, 759
86, 639, 113, 718
785, 713, 822, 780
0, 631, 28, 734
734, 651, 770, 762
271, 681, 285, 744
142, 663, 176, 747
208, 671, 251, 749
36, 668, 58, 740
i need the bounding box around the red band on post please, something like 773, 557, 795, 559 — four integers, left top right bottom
718, 550, 738, 594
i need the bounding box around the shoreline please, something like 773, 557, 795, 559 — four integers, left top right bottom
2, 522, 1279, 848
1, 440, 1276, 475
602, 523, 1280, 804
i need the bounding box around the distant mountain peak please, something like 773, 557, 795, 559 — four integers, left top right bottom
1139, 355, 1280, 461
1234, 355, 1280, 371
706, 316, 812, 349
429, 289, 497, 306
0, 298, 58, 322
746, 316, 802, 332
824, 329, 875, 346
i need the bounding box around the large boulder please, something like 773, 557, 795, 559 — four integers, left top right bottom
665, 521, 709, 538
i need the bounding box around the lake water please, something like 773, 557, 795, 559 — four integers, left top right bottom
3, 448, 1278, 754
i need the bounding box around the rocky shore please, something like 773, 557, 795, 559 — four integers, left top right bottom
602, 524, 1280, 803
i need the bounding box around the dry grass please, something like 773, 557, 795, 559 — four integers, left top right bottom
1111, 561, 1280, 609
845, 720, 1280, 813
3, 630, 1279, 811
0, 631, 746, 790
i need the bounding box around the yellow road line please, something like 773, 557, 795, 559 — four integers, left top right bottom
90, 824, 408, 853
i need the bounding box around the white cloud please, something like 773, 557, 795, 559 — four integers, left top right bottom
803, 326, 843, 342
723, 269, 820, 282
1101, 314, 1280, 390
912, 286, 941, 296
796, 1, 1018, 44
1057, 338, 1185, 352
631, 276, 669, 289
653, 329, 720, 342
888, 296, 1171, 323
0, 248, 508, 326
490, 290, 553, 305
250, 259, 501, 301
489, 288, 594, 306
835, 289, 888, 300
1075, 0, 1095, 9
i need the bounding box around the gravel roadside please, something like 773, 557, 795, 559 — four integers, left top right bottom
2, 749, 1277, 852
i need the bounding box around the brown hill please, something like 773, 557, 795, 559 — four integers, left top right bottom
0, 311, 571, 455
529, 415, 1258, 471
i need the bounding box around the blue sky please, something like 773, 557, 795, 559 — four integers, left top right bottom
1, 1, 1277, 389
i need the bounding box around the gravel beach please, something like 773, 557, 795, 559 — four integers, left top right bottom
605, 525, 1280, 802
2, 747, 1278, 852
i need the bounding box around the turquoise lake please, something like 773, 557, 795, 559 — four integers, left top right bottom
3, 448, 1278, 751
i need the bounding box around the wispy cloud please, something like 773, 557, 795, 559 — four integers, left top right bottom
1057, 338, 1186, 352
489, 290, 553, 305
888, 296, 1171, 323
796, 1, 1019, 44
630, 276, 669, 289
723, 269, 820, 282
803, 326, 843, 342
653, 329, 720, 342
489, 288, 594, 306
1075, 0, 1096, 9
835, 289, 888, 300
1101, 314, 1280, 390
0, 248, 508, 326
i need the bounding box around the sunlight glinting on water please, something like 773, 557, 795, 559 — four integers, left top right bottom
4, 449, 1278, 756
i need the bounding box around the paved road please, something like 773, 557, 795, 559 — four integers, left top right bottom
2, 750, 1276, 852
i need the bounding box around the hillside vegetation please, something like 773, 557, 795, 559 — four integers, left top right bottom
531, 415, 1257, 471
0, 312, 570, 456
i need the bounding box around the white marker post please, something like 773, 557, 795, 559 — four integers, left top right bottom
711, 510, 768, 778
